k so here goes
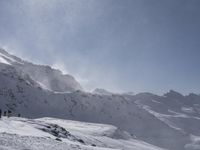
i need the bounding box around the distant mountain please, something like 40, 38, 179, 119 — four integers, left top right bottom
92, 88, 113, 95
0, 48, 200, 150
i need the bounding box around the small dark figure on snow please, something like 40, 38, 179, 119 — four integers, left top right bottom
8, 110, 12, 118
3, 111, 7, 116
0, 109, 2, 118
18, 114, 21, 117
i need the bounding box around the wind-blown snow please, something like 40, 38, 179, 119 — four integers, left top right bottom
0, 48, 82, 92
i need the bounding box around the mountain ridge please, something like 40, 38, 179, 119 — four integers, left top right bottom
0, 48, 200, 150
0, 48, 83, 93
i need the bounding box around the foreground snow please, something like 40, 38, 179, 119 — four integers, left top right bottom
0, 117, 166, 150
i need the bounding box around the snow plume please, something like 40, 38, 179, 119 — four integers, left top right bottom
51, 60, 123, 93
0, 0, 116, 92
0, 0, 128, 93
0, 0, 101, 60
52, 62, 69, 75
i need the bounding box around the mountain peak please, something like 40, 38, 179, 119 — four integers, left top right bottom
163, 90, 184, 98
0, 48, 83, 92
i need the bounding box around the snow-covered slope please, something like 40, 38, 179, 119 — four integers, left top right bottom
0, 48, 82, 92
0, 117, 166, 150
0, 48, 200, 150
92, 88, 113, 96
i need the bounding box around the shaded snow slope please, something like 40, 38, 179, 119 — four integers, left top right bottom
0, 117, 166, 150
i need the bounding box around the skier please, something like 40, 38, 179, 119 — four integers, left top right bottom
8, 110, 12, 118
3, 111, 7, 116
0, 109, 2, 118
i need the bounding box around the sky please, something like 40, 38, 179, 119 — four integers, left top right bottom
0, 0, 200, 94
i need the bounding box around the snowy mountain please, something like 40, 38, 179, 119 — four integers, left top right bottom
0, 48, 200, 150
92, 88, 113, 96
0, 48, 82, 92
0, 117, 166, 150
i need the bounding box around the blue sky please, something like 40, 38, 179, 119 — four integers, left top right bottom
0, 0, 200, 94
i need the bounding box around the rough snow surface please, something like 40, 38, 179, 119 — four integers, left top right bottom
0, 117, 166, 150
